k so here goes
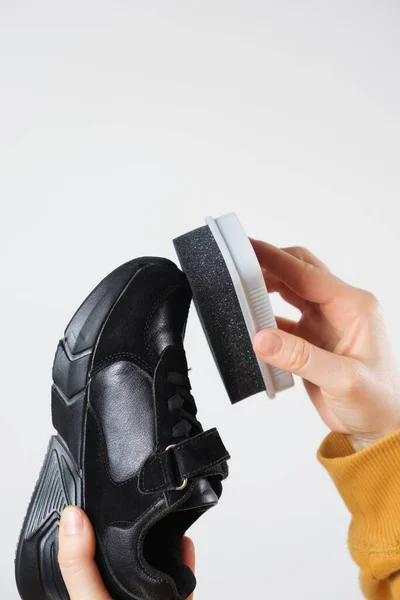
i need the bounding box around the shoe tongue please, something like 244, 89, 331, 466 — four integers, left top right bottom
175, 478, 219, 512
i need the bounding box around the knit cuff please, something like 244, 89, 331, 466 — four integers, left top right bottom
318, 430, 400, 577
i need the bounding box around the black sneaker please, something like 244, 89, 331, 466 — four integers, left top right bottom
15, 257, 230, 600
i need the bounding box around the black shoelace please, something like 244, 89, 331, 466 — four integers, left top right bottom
167, 371, 201, 440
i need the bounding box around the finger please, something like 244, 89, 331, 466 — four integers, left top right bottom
182, 536, 195, 572
261, 269, 282, 292
275, 316, 298, 335
275, 283, 307, 312
58, 506, 111, 600
281, 246, 330, 271
262, 270, 306, 311
182, 537, 195, 600
251, 239, 347, 304
253, 328, 363, 394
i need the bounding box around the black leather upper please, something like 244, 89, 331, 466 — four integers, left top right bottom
83, 258, 229, 600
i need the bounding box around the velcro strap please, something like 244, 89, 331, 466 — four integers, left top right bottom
139, 428, 230, 494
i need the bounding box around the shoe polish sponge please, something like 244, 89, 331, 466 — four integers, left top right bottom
173, 212, 294, 403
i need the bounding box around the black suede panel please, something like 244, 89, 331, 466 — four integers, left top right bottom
92, 264, 192, 374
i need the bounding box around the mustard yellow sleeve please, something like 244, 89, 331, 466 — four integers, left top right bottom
318, 430, 400, 599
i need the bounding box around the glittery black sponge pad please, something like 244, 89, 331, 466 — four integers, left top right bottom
173, 225, 266, 403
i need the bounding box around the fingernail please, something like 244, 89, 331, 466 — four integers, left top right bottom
255, 331, 282, 356
61, 506, 84, 536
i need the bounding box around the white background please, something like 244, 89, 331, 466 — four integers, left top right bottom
1, 1, 400, 598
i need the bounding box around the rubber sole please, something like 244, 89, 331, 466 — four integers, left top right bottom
15, 258, 149, 600
15, 437, 81, 600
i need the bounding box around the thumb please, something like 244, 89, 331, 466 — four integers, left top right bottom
253, 328, 359, 394
58, 506, 111, 600
182, 537, 195, 600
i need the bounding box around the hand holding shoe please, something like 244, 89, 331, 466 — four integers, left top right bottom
58, 506, 196, 600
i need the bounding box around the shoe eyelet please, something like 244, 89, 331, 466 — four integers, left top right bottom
165, 444, 188, 491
